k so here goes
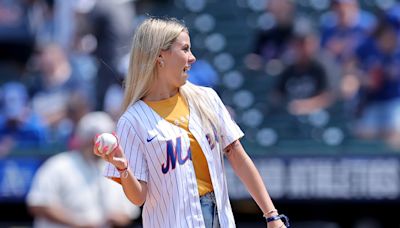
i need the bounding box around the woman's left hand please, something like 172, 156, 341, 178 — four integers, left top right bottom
266, 220, 286, 228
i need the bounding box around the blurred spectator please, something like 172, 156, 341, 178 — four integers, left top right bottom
77, 0, 136, 110
188, 59, 219, 88
250, 0, 295, 68
319, 0, 378, 108
67, 90, 93, 129
0, 82, 47, 157
28, 43, 92, 143
0, 0, 35, 84
66, 89, 93, 150
353, 18, 400, 142
26, 111, 140, 228
102, 84, 123, 123
102, 53, 130, 122
272, 30, 332, 116
320, 0, 376, 66
386, 2, 400, 22
31, 0, 77, 50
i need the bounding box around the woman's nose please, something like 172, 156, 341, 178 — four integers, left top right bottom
189, 53, 196, 64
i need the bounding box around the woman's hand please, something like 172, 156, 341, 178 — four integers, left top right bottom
93, 134, 128, 170
266, 220, 286, 228
265, 211, 286, 228
93, 133, 148, 206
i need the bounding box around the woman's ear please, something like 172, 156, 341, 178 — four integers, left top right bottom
157, 55, 165, 68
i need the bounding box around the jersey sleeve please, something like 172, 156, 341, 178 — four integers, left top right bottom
104, 117, 149, 182
208, 88, 244, 149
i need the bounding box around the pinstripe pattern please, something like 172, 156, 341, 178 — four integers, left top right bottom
104, 87, 244, 228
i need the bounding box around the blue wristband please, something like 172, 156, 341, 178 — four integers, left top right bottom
266, 214, 290, 228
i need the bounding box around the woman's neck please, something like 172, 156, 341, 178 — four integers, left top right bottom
144, 86, 179, 102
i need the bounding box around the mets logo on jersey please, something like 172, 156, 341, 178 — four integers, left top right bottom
206, 126, 219, 150
161, 137, 192, 174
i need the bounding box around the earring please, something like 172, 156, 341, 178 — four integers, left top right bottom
159, 60, 164, 67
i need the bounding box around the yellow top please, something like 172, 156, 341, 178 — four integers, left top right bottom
145, 92, 213, 196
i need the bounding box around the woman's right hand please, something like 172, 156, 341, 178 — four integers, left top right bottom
93, 134, 128, 170
93, 133, 148, 206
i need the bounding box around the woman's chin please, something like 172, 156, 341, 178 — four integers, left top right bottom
179, 80, 188, 87
180, 74, 189, 84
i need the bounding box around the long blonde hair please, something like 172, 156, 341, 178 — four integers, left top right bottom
122, 17, 220, 146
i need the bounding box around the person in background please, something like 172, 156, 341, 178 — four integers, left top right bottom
28, 43, 91, 144
251, 0, 295, 67
273, 30, 332, 116
320, 0, 376, 66
352, 18, 400, 146
30, 0, 77, 50
0, 82, 47, 157
82, 0, 136, 110
188, 59, 219, 88
66, 89, 94, 150
26, 111, 140, 228
0, 0, 35, 85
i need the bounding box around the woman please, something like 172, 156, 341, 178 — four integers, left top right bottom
94, 17, 289, 228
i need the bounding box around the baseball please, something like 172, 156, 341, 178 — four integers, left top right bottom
96, 133, 118, 155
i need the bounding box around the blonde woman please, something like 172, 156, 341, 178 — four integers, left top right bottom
94, 17, 289, 228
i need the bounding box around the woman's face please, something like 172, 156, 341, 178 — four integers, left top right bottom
159, 32, 196, 89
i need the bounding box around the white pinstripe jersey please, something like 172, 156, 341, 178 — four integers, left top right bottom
104, 87, 244, 228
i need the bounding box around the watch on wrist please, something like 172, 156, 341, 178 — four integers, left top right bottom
266, 214, 290, 228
